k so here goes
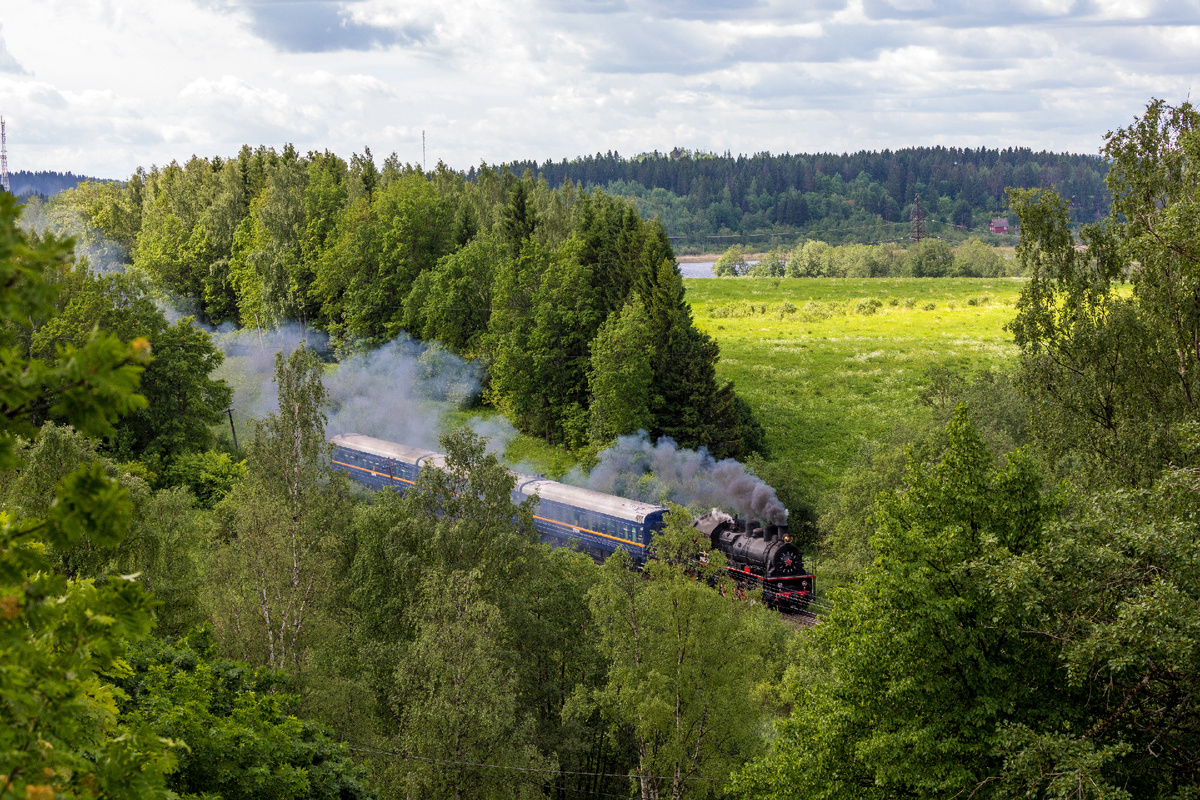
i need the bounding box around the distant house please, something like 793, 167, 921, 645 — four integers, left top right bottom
989, 217, 1010, 234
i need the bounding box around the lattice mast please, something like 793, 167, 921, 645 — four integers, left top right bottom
0, 117, 8, 194
910, 193, 926, 242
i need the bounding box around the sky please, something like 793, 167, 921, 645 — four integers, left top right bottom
1, 0, 1197, 179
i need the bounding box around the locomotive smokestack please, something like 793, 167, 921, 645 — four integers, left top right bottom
779, 523, 791, 543
748, 520, 762, 538
764, 523, 778, 542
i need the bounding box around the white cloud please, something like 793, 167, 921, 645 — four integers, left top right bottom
0, 0, 1193, 176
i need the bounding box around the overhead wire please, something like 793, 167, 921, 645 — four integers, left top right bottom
342, 744, 733, 783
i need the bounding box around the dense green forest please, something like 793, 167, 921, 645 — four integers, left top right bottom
26, 153, 762, 458
493, 146, 1109, 249
4, 98, 1200, 799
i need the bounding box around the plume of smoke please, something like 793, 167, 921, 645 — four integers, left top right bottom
211, 328, 484, 451
211, 323, 329, 424
18, 202, 128, 275
569, 431, 789, 525
324, 338, 482, 450
465, 415, 520, 458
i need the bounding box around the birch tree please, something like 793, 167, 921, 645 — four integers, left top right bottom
213, 345, 349, 670
584, 511, 784, 800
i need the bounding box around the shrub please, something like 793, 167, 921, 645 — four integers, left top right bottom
952, 238, 1005, 277
787, 240, 831, 277
800, 301, 834, 321
713, 244, 751, 276
906, 239, 954, 277
922, 302, 936, 311
749, 246, 789, 277
854, 298, 883, 315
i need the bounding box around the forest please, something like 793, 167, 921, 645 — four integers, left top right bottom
495, 145, 1110, 249
7, 170, 99, 199
3, 97, 1199, 800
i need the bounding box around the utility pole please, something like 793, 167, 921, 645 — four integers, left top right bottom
225, 408, 239, 451
910, 193, 926, 242
1, 117, 9, 194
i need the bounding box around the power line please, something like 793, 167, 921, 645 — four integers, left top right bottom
343, 744, 733, 783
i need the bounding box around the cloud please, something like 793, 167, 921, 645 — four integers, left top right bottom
1, 0, 1197, 177
0, 29, 28, 75
222, 0, 413, 52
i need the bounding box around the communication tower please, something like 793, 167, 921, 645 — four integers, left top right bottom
0, 117, 8, 194
910, 193, 926, 242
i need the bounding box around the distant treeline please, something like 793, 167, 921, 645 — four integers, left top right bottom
488, 147, 1110, 249
8, 170, 102, 198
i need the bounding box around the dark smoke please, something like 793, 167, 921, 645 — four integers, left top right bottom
568, 431, 789, 524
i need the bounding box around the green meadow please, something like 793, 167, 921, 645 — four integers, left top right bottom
685, 276, 1027, 494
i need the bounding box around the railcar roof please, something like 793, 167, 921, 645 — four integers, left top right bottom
513, 474, 667, 522
330, 433, 445, 468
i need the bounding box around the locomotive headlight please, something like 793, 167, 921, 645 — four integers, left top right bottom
783, 533, 792, 543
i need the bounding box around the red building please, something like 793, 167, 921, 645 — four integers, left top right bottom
989, 217, 1010, 234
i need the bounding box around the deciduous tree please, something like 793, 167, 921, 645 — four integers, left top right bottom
0, 192, 175, 799
211, 345, 349, 670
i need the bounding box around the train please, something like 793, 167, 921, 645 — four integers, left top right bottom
329, 433, 814, 611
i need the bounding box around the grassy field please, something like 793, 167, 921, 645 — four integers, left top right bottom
684, 276, 1026, 495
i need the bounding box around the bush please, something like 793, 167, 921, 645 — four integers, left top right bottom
922, 302, 936, 310
159, 449, 247, 509
709, 302, 770, 318
854, 298, 883, 315
799, 300, 847, 321
952, 237, 1005, 277
713, 244, 751, 276
748, 246, 789, 277
786, 240, 830, 277
905, 239, 954, 277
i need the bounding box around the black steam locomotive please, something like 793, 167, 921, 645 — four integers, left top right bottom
692, 510, 814, 614
330, 433, 813, 611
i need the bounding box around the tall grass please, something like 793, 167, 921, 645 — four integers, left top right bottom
686, 277, 1025, 494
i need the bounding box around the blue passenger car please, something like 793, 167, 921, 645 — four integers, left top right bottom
330, 433, 667, 563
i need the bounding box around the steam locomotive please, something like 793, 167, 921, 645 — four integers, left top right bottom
329, 433, 814, 611
691, 510, 813, 614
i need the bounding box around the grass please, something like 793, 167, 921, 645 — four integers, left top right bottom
684, 276, 1026, 495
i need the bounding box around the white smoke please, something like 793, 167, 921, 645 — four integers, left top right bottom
211, 323, 329, 425
568, 431, 789, 525
211, 327, 484, 451
465, 414, 521, 458
324, 338, 482, 449
18, 201, 129, 275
